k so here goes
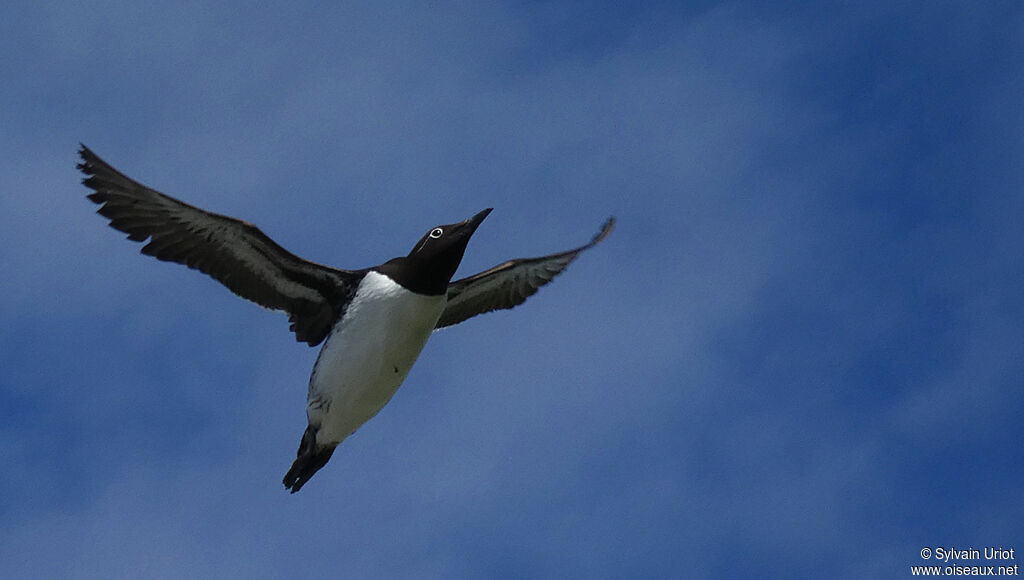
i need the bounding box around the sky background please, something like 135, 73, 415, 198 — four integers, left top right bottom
1, 2, 1022, 578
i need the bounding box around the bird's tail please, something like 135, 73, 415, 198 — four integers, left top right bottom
283, 425, 335, 493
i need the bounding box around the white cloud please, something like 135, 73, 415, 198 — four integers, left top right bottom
2, 2, 1022, 578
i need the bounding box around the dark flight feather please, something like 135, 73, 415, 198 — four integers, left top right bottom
436, 217, 614, 329
78, 145, 361, 346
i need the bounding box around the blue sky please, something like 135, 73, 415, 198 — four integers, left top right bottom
2, 2, 1022, 578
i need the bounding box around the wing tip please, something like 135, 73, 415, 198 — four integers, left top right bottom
77, 145, 135, 186
588, 216, 615, 248
77, 144, 94, 176
77, 144, 115, 185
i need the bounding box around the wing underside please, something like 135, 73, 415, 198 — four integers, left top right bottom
436, 217, 614, 329
79, 145, 360, 346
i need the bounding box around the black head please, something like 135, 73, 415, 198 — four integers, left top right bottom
376, 208, 492, 295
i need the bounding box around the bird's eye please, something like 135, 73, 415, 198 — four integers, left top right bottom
429, 228, 443, 239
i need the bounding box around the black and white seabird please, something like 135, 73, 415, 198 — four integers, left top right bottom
78, 145, 614, 493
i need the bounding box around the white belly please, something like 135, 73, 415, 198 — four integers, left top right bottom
307, 271, 445, 446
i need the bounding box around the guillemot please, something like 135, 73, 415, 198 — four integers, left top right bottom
78, 145, 614, 492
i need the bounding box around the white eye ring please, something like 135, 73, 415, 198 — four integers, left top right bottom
429, 228, 443, 239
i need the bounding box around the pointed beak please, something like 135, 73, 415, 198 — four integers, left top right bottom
461, 207, 492, 234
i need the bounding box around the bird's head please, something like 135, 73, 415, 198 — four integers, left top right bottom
378, 208, 491, 295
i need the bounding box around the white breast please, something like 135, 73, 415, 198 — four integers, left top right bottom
308, 271, 445, 446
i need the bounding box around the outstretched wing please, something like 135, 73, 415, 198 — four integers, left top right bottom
79, 145, 360, 346
436, 217, 614, 329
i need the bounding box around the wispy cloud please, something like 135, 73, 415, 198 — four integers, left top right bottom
1, 2, 1021, 578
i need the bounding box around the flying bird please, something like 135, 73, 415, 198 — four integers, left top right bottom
78, 145, 614, 492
